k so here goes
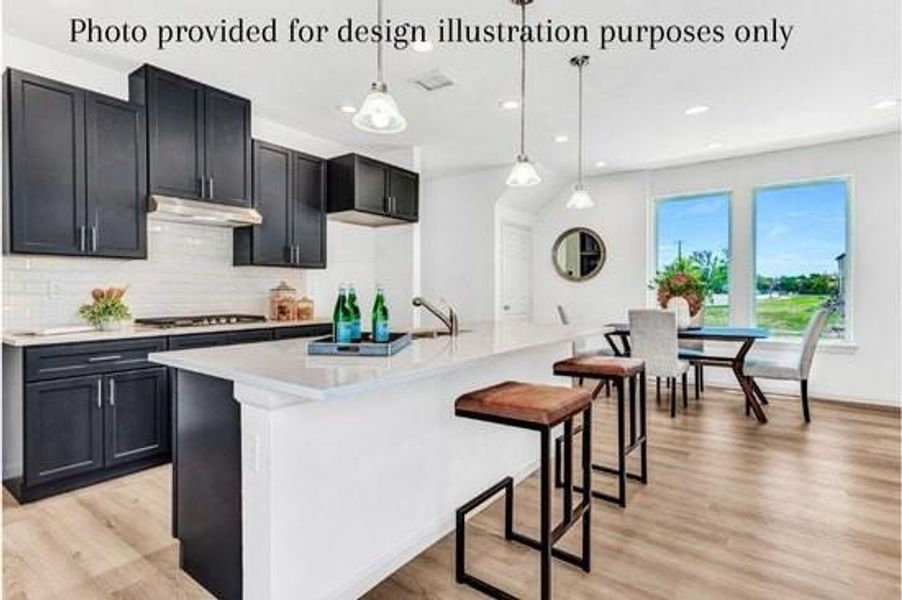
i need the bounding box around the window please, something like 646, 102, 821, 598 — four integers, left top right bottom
753, 179, 849, 339
655, 192, 731, 325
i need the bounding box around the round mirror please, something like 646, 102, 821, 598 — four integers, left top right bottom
552, 227, 607, 282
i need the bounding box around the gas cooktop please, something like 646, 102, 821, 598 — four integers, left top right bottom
134, 314, 268, 329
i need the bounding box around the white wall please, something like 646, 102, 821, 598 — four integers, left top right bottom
1, 36, 417, 329
533, 134, 901, 406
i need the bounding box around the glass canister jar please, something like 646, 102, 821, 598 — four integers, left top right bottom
269, 281, 298, 322
295, 296, 315, 321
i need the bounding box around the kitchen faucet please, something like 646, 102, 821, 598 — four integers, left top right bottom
412, 296, 459, 337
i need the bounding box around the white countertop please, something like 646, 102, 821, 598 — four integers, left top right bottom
149, 320, 608, 404
2, 318, 331, 347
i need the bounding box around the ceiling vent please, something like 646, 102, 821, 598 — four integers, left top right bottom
412, 69, 454, 92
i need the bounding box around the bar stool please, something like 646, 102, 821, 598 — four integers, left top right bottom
552, 356, 647, 508
455, 381, 593, 600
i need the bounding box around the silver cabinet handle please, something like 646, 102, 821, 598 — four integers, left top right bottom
96, 380, 102, 409
90, 225, 98, 253
208, 177, 214, 199
79, 226, 87, 253
200, 177, 206, 198
109, 379, 116, 406
294, 245, 300, 265
88, 354, 123, 363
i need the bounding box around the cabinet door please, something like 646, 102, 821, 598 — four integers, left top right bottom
7, 70, 86, 255
292, 152, 327, 268
204, 88, 251, 206
389, 168, 419, 221
146, 68, 204, 199
104, 368, 168, 467
25, 375, 103, 485
354, 156, 389, 214
85, 93, 147, 258
251, 141, 292, 265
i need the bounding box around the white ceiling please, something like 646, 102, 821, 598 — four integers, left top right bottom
5, 0, 900, 182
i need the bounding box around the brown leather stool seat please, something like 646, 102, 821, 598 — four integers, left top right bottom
454, 381, 593, 599
455, 381, 591, 428
554, 356, 645, 379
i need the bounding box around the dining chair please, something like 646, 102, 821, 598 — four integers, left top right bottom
629, 309, 690, 418
743, 307, 832, 423
667, 297, 706, 399
558, 304, 613, 396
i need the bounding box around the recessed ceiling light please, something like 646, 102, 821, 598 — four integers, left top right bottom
595, 161, 607, 168
411, 40, 434, 53
706, 142, 724, 150
554, 134, 570, 143
684, 105, 710, 116
871, 99, 898, 110
499, 99, 519, 110
338, 105, 357, 114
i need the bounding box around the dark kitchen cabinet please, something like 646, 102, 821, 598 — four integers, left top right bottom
129, 65, 251, 206
327, 153, 419, 226
234, 140, 326, 269
85, 92, 147, 258
4, 69, 147, 259
25, 375, 104, 486
104, 367, 168, 467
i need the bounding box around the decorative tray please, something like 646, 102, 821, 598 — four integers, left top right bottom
307, 332, 411, 357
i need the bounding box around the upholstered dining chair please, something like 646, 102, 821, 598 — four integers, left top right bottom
743, 307, 832, 423
629, 309, 690, 418
667, 296, 706, 399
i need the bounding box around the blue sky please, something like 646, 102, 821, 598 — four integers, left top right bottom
656, 182, 847, 277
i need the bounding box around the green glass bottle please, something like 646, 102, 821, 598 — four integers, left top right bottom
372, 286, 390, 343
333, 285, 353, 343
347, 285, 362, 342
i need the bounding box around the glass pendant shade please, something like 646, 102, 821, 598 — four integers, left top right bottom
506, 156, 542, 187
353, 82, 407, 134
566, 184, 594, 209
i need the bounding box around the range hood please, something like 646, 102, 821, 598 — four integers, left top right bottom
148, 195, 262, 228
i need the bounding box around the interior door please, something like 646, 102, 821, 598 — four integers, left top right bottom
499, 223, 533, 320
25, 375, 103, 485
146, 68, 204, 199
85, 92, 147, 258
8, 70, 86, 255
204, 88, 251, 206
104, 368, 168, 467
292, 152, 326, 268
251, 141, 293, 265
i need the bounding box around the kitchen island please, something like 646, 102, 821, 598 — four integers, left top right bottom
149, 321, 606, 600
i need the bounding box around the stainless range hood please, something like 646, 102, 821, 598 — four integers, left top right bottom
148, 195, 262, 228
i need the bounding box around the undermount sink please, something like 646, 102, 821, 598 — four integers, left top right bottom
411, 329, 471, 339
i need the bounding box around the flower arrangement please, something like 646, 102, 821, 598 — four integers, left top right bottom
79, 286, 132, 330
651, 257, 707, 317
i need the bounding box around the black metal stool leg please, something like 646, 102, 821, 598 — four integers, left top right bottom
563, 419, 573, 524
629, 375, 637, 446
580, 405, 592, 572
616, 379, 627, 507
639, 370, 648, 484
540, 429, 552, 600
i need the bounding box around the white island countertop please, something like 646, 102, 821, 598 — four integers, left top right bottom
150, 320, 608, 406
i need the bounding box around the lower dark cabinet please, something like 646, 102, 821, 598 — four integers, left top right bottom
25, 375, 104, 486
105, 368, 168, 467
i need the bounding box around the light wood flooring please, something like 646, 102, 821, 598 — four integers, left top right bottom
4, 387, 900, 599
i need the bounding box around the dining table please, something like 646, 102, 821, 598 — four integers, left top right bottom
604, 324, 771, 423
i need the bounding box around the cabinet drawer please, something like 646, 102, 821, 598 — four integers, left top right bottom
25, 338, 167, 382
168, 329, 273, 350
273, 324, 332, 340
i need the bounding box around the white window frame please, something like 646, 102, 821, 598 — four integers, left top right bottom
750, 175, 854, 342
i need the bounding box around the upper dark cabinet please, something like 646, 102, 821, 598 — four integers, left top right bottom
234, 140, 326, 269
327, 154, 419, 226
129, 65, 251, 206
4, 69, 147, 259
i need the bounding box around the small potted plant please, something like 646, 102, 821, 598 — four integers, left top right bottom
79, 286, 132, 331
651, 257, 707, 319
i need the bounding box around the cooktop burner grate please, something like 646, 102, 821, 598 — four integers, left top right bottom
135, 314, 268, 329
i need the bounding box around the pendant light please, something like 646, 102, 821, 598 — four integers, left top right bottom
566, 55, 594, 209
506, 0, 541, 187
353, 0, 407, 134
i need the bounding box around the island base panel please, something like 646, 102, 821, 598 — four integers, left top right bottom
176, 370, 242, 600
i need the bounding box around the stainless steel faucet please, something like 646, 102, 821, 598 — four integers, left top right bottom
412, 296, 459, 337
